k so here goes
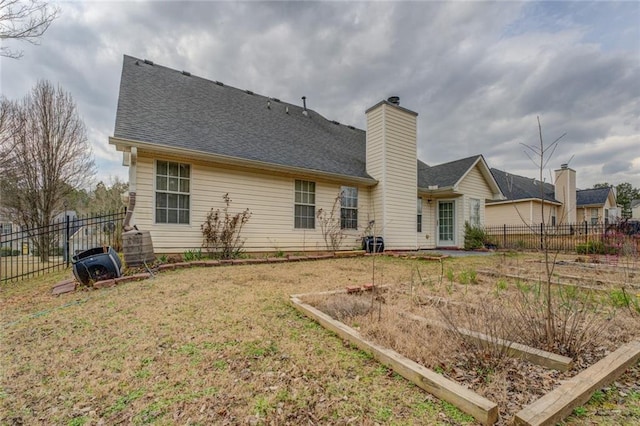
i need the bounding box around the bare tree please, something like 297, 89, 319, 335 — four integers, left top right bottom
521, 116, 566, 349
0, 80, 95, 261
0, 0, 59, 58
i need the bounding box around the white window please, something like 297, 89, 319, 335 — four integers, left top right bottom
155, 160, 190, 224
417, 197, 423, 233
340, 186, 358, 230
469, 198, 481, 227
590, 208, 599, 225
294, 180, 315, 229
0, 223, 12, 235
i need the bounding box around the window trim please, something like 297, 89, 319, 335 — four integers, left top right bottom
469, 198, 481, 228
340, 186, 358, 230
154, 159, 191, 225
294, 179, 316, 229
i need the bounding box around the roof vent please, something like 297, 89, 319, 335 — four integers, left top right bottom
561, 163, 568, 169
267, 100, 271, 109
182, 70, 191, 76
245, 90, 254, 95
143, 59, 154, 65
347, 125, 355, 130
387, 96, 400, 106
331, 120, 340, 125
215, 81, 224, 86
135, 60, 140, 66
272, 98, 281, 102
302, 96, 308, 116
285, 106, 289, 114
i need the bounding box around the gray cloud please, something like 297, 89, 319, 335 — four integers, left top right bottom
1, 1, 638, 189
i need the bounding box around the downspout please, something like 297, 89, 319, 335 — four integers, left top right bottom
123, 147, 137, 231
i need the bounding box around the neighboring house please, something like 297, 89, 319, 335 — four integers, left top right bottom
575, 187, 618, 225
109, 55, 502, 253
487, 169, 561, 227
486, 165, 617, 226
630, 199, 640, 220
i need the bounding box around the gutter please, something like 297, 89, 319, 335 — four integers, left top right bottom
109, 136, 379, 186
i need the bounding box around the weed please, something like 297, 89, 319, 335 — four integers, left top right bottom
107, 389, 145, 415
495, 279, 508, 294
183, 249, 205, 262
589, 390, 606, 404
572, 406, 587, 417
211, 360, 228, 370
67, 417, 87, 426
254, 396, 273, 417
441, 401, 475, 423
446, 268, 454, 283
375, 406, 393, 422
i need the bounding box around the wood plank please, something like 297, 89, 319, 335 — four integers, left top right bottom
291, 297, 499, 425
401, 312, 573, 371
514, 340, 640, 426
477, 269, 609, 293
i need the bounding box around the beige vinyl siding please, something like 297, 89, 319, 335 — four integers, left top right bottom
422, 201, 437, 249
486, 200, 557, 227
133, 154, 370, 253
365, 105, 385, 236
458, 164, 493, 231
366, 103, 418, 250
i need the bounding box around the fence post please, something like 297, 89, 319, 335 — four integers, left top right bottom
65, 214, 70, 267
503, 224, 506, 248
584, 221, 588, 243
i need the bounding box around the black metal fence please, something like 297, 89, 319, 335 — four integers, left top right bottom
484, 222, 640, 254
0, 211, 125, 283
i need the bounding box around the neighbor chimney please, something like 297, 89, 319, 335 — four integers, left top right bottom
554, 164, 576, 223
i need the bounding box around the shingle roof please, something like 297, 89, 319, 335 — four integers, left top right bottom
114, 55, 370, 179
576, 187, 612, 207
490, 168, 558, 202
113, 55, 483, 188
418, 156, 482, 189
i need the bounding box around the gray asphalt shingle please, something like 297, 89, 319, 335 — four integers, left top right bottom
576, 187, 612, 206
113, 55, 481, 188
491, 168, 558, 202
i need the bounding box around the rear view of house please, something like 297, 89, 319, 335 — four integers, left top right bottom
109, 55, 502, 254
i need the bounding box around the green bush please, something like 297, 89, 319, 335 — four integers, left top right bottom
575, 241, 605, 254
463, 222, 486, 250
0, 247, 20, 257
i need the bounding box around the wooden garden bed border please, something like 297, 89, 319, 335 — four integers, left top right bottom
514, 339, 640, 426
477, 269, 610, 293
290, 295, 499, 425
399, 312, 573, 371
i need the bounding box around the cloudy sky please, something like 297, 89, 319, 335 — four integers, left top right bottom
2, 0, 639, 189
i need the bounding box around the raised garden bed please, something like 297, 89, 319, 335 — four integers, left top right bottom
293, 257, 640, 425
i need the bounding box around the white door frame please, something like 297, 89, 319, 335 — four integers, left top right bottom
437, 200, 456, 247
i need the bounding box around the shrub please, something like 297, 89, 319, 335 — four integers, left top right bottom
463, 222, 485, 250
201, 193, 252, 260
0, 247, 20, 257
575, 241, 605, 254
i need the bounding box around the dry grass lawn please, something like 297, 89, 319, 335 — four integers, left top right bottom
1, 253, 639, 425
